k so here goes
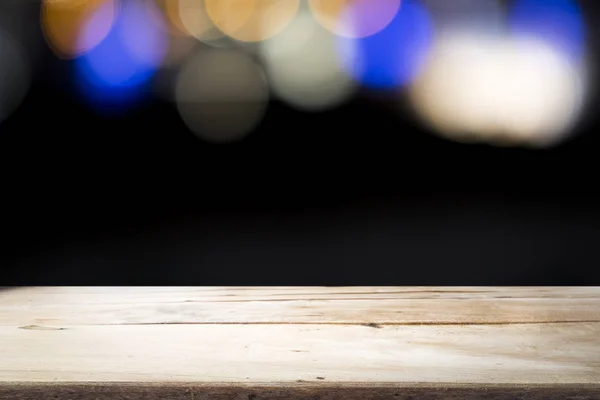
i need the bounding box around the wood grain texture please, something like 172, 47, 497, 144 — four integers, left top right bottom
0, 287, 599, 399
1, 287, 599, 325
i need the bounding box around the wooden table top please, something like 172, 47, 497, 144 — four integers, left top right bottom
0, 287, 599, 399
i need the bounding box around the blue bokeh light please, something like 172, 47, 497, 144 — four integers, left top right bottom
337, 0, 434, 90
74, 0, 167, 114
508, 0, 585, 63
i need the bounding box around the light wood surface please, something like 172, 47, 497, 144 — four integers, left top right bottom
0, 287, 599, 399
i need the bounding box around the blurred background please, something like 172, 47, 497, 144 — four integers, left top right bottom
1, 0, 599, 285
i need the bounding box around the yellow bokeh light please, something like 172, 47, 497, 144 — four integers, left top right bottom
308, 0, 401, 39
204, 0, 300, 43
178, 0, 226, 42
41, 0, 117, 59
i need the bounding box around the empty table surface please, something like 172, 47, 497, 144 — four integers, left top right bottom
0, 287, 599, 399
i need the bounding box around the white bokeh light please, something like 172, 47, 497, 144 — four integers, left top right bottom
259, 9, 356, 111
410, 32, 587, 147
175, 48, 269, 143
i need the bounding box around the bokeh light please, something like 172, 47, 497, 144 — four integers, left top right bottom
41, 0, 116, 59
508, 0, 585, 64
152, 0, 188, 36
204, 0, 300, 43
118, 0, 168, 67
0, 27, 31, 124
260, 9, 356, 111
337, 0, 433, 90
498, 38, 586, 146
409, 32, 587, 147
175, 0, 226, 43
175, 48, 269, 143
74, 0, 168, 113
0, 0, 592, 150
308, 0, 401, 39
409, 0, 588, 147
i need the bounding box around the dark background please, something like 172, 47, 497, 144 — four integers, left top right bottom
1, 1, 600, 285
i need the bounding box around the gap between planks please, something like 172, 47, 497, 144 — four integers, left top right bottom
25, 319, 598, 327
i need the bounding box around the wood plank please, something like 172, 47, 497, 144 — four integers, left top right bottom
0, 287, 599, 399
0, 287, 599, 325
1, 323, 599, 383
3, 286, 600, 304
